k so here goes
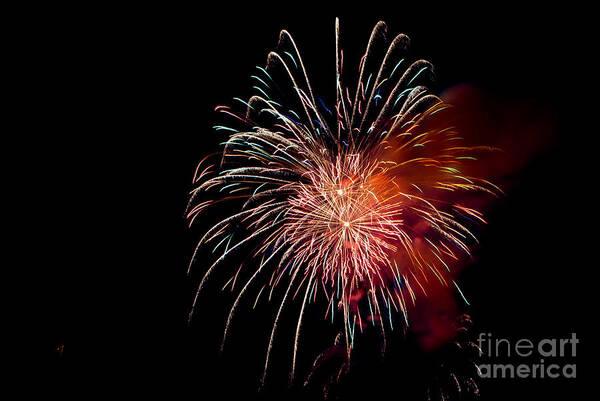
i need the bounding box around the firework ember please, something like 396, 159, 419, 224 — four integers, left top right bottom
186, 18, 500, 385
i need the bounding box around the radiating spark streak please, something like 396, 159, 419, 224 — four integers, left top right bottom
261, 271, 299, 388
291, 275, 313, 385
189, 225, 278, 320
453, 280, 470, 306
221, 244, 286, 353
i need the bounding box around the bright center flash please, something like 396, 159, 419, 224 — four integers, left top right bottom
337, 188, 350, 227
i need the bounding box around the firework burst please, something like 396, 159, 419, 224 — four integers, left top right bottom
187, 19, 500, 386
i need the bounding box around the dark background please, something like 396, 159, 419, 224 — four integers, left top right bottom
34, 4, 584, 400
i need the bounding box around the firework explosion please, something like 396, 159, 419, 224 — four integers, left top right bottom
187, 19, 500, 386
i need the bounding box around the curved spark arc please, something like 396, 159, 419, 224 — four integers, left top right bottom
187, 18, 500, 386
